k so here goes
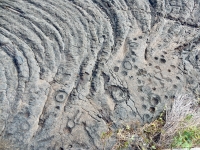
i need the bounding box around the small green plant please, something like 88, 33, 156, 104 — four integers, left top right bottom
101, 129, 113, 148
140, 111, 166, 150
171, 114, 200, 149
172, 126, 200, 149
184, 114, 193, 122
159, 94, 200, 148
101, 122, 114, 149
101, 130, 113, 140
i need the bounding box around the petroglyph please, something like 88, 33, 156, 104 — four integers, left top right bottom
0, 0, 200, 149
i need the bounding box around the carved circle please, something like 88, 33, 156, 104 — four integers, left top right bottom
111, 87, 127, 102
123, 61, 132, 70
20, 121, 30, 131
55, 91, 67, 102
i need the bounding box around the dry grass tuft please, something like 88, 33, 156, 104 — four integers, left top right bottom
159, 94, 200, 148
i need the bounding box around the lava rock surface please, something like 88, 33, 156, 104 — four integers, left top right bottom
0, 0, 200, 149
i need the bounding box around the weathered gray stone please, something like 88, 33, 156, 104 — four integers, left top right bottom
0, 0, 200, 149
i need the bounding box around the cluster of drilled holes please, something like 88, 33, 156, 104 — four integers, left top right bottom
154, 55, 167, 63
170, 95, 175, 99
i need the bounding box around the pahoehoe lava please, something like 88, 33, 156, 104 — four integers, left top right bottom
0, 0, 200, 149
